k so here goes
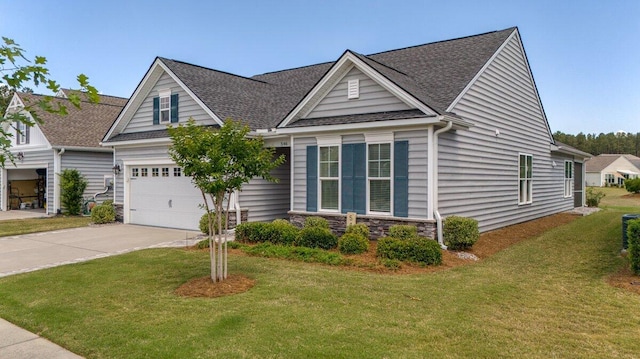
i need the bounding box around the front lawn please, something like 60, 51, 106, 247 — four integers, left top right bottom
1, 209, 639, 358
0, 216, 92, 237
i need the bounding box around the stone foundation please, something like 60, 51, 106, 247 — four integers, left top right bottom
288, 211, 436, 239
113, 203, 248, 229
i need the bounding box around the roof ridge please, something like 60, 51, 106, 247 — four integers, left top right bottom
253, 60, 334, 77
365, 27, 517, 57
159, 57, 268, 84
353, 51, 410, 77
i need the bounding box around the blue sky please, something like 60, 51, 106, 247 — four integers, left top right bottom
1, 0, 638, 134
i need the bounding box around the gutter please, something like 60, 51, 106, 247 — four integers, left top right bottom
53, 147, 65, 213
432, 120, 453, 249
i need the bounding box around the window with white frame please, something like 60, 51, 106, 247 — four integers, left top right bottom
173, 167, 182, 177
564, 161, 573, 198
16, 121, 29, 145
160, 95, 170, 122
519, 154, 533, 204
368, 143, 391, 213
605, 173, 615, 185
319, 146, 339, 210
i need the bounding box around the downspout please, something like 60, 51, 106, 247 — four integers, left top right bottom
433, 121, 453, 249
53, 148, 65, 214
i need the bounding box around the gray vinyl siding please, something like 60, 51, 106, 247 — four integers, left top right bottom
123, 73, 216, 134
114, 145, 171, 203
306, 67, 411, 119
438, 34, 572, 232
239, 147, 290, 222
61, 151, 114, 204
395, 130, 429, 218
292, 137, 316, 211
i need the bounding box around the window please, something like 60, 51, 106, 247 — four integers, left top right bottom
605, 173, 615, 185
131, 168, 139, 177
152, 168, 159, 177
519, 154, 533, 204
319, 146, 339, 210
160, 95, 170, 122
16, 121, 29, 145
368, 143, 391, 213
141, 168, 148, 177
564, 161, 573, 198
173, 167, 182, 177
162, 168, 169, 177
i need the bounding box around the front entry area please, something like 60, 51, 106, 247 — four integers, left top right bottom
128, 165, 204, 230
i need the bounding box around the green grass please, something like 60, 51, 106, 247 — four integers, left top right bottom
1, 208, 640, 358
596, 186, 640, 211
0, 216, 92, 237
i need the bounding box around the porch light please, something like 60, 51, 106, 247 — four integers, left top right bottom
17, 152, 24, 161
112, 164, 121, 175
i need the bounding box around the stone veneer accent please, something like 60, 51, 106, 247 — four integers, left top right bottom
288, 211, 436, 239
114, 203, 248, 228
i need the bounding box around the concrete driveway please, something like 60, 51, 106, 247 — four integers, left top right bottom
0, 224, 201, 277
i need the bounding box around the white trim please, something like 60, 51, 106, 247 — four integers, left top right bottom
427, 125, 434, 220
364, 132, 393, 143
277, 116, 442, 135
0, 168, 6, 211
123, 158, 175, 166
518, 153, 533, 205
278, 51, 437, 128
564, 160, 573, 198
347, 79, 360, 99
158, 88, 171, 98
317, 144, 341, 212
289, 136, 294, 213
365, 142, 393, 216
102, 137, 173, 147
53, 150, 62, 213
316, 135, 341, 146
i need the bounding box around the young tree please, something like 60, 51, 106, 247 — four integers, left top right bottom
59, 168, 88, 215
1, 37, 98, 166
168, 119, 285, 282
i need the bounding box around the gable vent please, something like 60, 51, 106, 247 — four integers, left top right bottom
347, 79, 359, 99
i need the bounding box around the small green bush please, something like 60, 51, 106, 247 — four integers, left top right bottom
381, 258, 402, 270
199, 212, 225, 235
377, 236, 442, 265
388, 225, 418, 240
195, 238, 210, 249
338, 233, 369, 254
345, 223, 370, 239
444, 216, 479, 250
304, 216, 330, 229
59, 169, 88, 215
624, 178, 640, 194
91, 202, 116, 224
264, 219, 300, 245
295, 226, 338, 250
586, 187, 606, 207
243, 243, 348, 265
235, 222, 270, 243
628, 219, 640, 275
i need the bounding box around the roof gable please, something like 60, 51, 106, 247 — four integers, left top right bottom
586, 154, 640, 172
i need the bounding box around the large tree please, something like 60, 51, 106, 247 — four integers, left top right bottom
0, 37, 98, 166
168, 119, 285, 282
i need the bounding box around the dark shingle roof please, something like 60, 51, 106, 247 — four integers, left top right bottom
287, 109, 428, 128
155, 27, 514, 130
585, 154, 640, 172
18, 92, 126, 148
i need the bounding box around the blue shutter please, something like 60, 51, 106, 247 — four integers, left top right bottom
341, 143, 366, 214
152, 97, 160, 125
170, 93, 179, 123
306, 145, 318, 212
394, 140, 409, 217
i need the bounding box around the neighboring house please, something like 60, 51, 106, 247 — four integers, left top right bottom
585, 154, 640, 187
102, 27, 590, 238
1, 90, 126, 214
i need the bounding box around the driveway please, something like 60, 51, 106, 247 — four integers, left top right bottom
0, 224, 201, 277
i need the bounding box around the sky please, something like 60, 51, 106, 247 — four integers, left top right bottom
1, 0, 638, 135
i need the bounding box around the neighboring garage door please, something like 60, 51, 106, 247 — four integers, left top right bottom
129, 166, 203, 230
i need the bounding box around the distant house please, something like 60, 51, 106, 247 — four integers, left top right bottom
1, 90, 126, 214
102, 27, 590, 240
585, 154, 640, 187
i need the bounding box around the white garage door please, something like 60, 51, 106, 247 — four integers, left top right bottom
129, 166, 204, 230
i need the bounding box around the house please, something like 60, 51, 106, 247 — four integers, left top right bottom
1, 90, 126, 214
102, 27, 590, 240
585, 154, 640, 187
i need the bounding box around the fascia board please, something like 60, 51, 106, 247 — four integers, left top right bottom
102, 137, 172, 147
276, 116, 441, 135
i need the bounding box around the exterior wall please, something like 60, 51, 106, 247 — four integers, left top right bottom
1, 149, 54, 213
292, 137, 316, 212
289, 211, 436, 240
60, 150, 114, 204
585, 172, 602, 187
306, 67, 411, 119
440, 33, 573, 232
239, 147, 290, 222
123, 72, 216, 134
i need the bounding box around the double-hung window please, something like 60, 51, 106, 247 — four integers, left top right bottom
519, 154, 533, 204
564, 161, 573, 198
368, 143, 391, 213
159, 95, 170, 122
16, 121, 29, 145
319, 146, 339, 210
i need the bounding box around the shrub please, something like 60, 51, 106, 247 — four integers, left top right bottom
377, 236, 442, 265
381, 258, 402, 270
443, 216, 480, 250
59, 169, 88, 215
586, 187, 606, 207
295, 226, 338, 250
265, 219, 300, 245
243, 242, 348, 266
199, 212, 225, 235
304, 216, 329, 229
235, 222, 269, 243
345, 223, 370, 239
628, 219, 640, 275
624, 178, 640, 194
91, 202, 116, 224
388, 225, 418, 240
338, 233, 369, 254
195, 238, 210, 249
